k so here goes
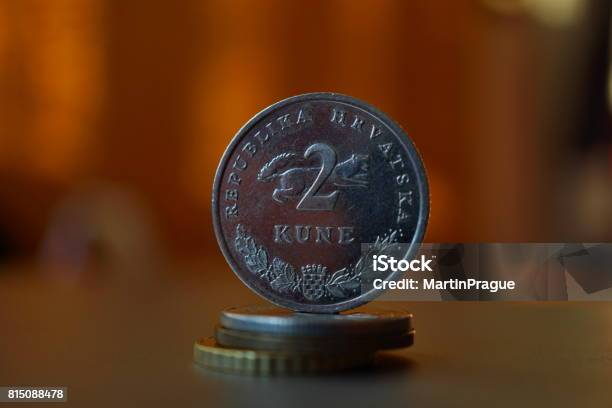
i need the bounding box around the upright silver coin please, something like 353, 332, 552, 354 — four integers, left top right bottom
219, 305, 412, 336
213, 93, 429, 312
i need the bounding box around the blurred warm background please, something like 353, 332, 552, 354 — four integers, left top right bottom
0, 0, 610, 266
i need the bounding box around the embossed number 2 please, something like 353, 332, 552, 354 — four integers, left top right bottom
296, 143, 339, 211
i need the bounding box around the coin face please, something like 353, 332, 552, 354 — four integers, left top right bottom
213, 93, 429, 312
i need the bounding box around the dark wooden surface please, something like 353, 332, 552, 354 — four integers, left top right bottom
1, 258, 610, 407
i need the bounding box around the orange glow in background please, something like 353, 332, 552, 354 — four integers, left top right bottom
0, 0, 609, 261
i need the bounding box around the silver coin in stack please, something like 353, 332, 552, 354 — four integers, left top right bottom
219, 305, 412, 337
213, 93, 429, 312
214, 325, 414, 353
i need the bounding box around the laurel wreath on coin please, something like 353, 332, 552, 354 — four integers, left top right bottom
234, 224, 401, 301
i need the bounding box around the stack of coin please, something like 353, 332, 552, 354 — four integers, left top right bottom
194, 305, 414, 375
199, 93, 429, 375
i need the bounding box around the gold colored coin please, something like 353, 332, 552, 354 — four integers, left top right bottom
193, 337, 375, 375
